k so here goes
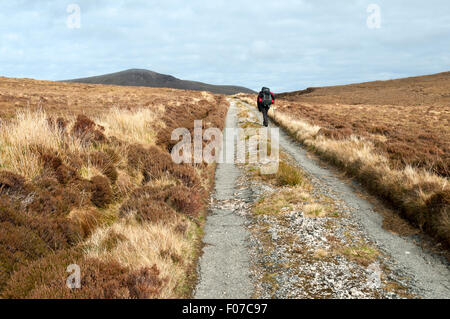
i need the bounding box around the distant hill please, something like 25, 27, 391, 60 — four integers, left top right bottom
277, 71, 450, 106
64, 69, 255, 95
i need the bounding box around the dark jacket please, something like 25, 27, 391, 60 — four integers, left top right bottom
257, 91, 275, 110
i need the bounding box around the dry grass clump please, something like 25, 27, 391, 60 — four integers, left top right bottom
0, 110, 81, 179
98, 107, 164, 145
252, 188, 304, 216
275, 161, 305, 186
313, 248, 330, 259
116, 169, 137, 198
260, 161, 305, 187
67, 207, 108, 238
338, 244, 380, 267
302, 203, 327, 218
83, 151, 119, 183
82, 218, 194, 298
0, 78, 229, 298
251, 187, 333, 218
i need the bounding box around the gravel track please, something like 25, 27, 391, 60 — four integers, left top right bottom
194, 100, 253, 299
195, 98, 450, 299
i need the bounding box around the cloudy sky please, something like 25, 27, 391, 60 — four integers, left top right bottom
0, 0, 449, 92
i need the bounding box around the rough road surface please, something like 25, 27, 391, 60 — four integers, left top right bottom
196, 98, 450, 299
195, 100, 253, 299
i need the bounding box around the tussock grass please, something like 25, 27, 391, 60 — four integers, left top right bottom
80, 164, 104, 180
276, 161, 304, 186
116, 170, 136, 197
98, 107, 164, 145
83, 217, 195, 298
67, 207, 109, 238
260, 161, 304, 187
0, 110, 83, 179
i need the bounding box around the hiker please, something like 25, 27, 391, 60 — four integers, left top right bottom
257, 87, 275, 127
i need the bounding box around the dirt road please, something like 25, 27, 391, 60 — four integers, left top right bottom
194, 100, 253, 298
195, 98, 450, 299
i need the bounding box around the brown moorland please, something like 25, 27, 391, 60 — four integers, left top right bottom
237, 71, 449, 246
0, 76, 228, 298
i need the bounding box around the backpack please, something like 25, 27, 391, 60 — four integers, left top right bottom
261, 87, 272, 107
